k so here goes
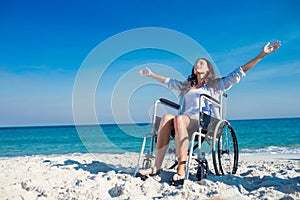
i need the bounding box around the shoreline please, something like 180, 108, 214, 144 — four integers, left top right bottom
1, 153, 299, 199
240, 153, 300, 161
1, 151, 299, 159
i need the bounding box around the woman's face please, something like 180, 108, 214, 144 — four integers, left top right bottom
193, 59, 209, 75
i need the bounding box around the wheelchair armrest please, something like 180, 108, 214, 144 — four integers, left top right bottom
159, 98, 180, 110
200, 94, 220, 104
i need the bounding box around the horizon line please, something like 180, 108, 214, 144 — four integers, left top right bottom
1, 116, 299, 129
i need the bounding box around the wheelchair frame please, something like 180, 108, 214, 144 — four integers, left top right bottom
135, 93, 239, 181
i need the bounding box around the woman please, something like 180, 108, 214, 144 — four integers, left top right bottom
137, 41, 281, 185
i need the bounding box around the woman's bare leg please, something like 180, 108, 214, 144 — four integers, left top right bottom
154, 114, 175, 169
173, 115, 191, 177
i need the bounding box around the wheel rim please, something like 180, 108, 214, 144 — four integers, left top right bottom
212, 120, 238, 175
218, 121, 238, 175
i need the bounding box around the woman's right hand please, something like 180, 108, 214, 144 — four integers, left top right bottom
139, 67, 152, 76
139, 67, 167, 83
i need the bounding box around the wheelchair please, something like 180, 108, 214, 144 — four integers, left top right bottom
135, 93, 239, 181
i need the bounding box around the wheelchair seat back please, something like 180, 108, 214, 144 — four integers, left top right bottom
199, 112, 221, 138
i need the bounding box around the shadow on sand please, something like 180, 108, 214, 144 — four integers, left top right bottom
50, 159, 134, 175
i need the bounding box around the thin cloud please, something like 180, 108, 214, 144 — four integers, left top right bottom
242, 60, 300, 82
210, 42, 267, 74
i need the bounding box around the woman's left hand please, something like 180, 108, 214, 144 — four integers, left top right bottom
263, 40, 281, 55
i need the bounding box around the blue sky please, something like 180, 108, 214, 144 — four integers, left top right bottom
1, 0, 300, 126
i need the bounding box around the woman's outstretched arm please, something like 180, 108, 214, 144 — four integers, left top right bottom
139, 67, 168, 83
241, 40, 281, 73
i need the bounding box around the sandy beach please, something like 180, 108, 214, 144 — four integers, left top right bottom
0, 153, 299, 200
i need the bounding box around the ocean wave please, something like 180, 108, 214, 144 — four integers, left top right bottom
240, 146, 300, 155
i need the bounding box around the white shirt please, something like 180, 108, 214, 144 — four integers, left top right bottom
164, 67, 246, 119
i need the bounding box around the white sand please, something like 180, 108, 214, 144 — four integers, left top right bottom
0, 153, 299, 200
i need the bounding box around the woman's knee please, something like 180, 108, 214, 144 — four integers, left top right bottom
160, 114, 175, 126
158, 114, 174, 134
174, 115, 188, 131
162, 114, 175, 122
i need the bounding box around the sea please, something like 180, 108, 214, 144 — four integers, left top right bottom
0, 118, 299, 158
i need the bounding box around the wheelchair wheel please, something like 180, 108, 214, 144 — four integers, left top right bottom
142, 157, 152, 169
212, 120, 238, 176
196, 158, 209, 181
196, 163, 205, 181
